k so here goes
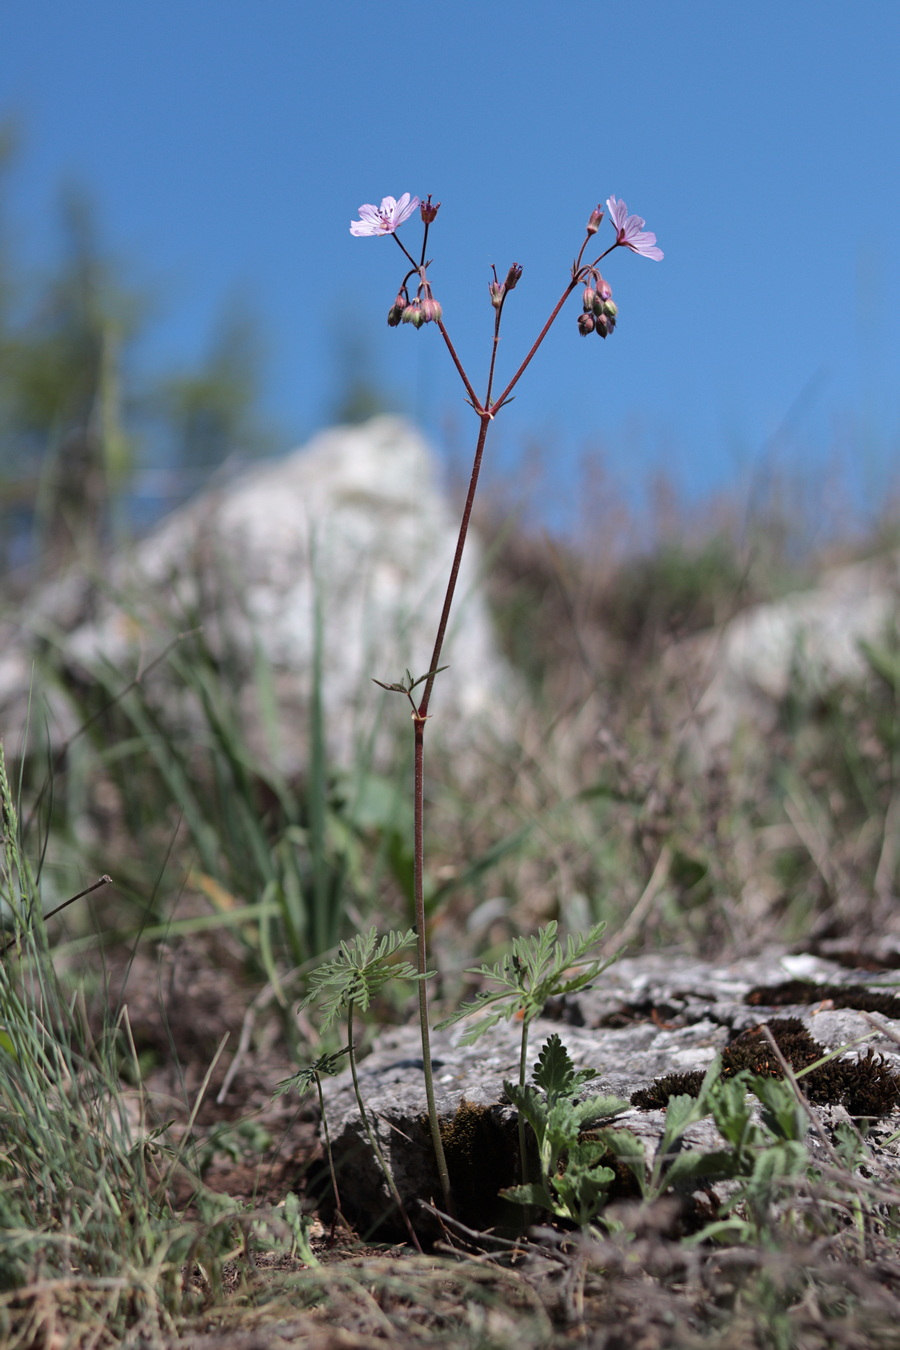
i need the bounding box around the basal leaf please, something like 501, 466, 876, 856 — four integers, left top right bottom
661, 1092, 704, 1151
500, 1182, 555, 1211
575, 1093, 630, 1128
533, 1033, 576, 1098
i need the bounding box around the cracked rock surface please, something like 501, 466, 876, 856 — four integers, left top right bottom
318, 947, 900, 1236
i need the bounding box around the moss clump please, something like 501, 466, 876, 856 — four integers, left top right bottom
803, 1047, 900, 1117
438, 1098, 518, 1229
630, 1072, 707, 1110
746, 980, 900, 1019
632, 1017, 900, 1119
722, 1019, 821, 1078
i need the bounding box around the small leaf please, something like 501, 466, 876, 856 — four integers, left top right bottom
301, 927, 424, 1028
662, 1149, 737, 1189
274, 1047, 350, 1097
575, 1093, 630, 1128
596, 1127, 647, 1164
750, 1074, 809, 1143
533, 1033, 577, 1099
503, 1080, 547, 1142
660, 1092, 704, 1152
500, 1182, 555, 1211
409, 664, 450, 690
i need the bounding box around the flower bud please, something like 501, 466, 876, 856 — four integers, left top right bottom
421, 297, 443, 323
489, 280, 505, 309
577, 313, 595, 336
402, 299, 426, 328
420, 195, 441, 224
387, 292, 406, 327
504, 263, 523, 291
594, 313, 610, 338
582, 286, 596, 312
602, 299, 618, 319
586, 205, 604, 235
595, 276, 612, 302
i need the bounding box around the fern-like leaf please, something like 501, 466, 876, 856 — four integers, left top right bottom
301, 927, 426, 1028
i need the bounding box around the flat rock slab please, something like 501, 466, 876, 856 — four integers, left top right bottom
318, 947, 900, 1236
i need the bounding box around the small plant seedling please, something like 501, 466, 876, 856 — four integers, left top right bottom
276, 1048, 351, 1238
299, 927, 428, 1250
599, 1065, 813, 1244
598, 1058, 735, 1203
437, 920, 616, 1180
501, 1033, 628, 1228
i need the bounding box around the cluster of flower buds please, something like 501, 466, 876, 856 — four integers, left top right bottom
489, 262, 523, 310
388, 277, 442, 329
577, 271, 618, 339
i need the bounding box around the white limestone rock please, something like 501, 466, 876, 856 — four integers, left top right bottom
669, 550, 900, 754
0, 417, 520, 774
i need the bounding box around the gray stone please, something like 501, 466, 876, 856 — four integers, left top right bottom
318, 946, 900, 1237
0, 417, 519, 774
668, 551, 900, 753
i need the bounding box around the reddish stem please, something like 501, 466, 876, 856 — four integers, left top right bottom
416, 412, 491, 721
436, 319, 481, 410
492, 276, 580, 412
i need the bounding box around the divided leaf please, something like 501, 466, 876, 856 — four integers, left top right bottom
436, 920, 612, 1040
274, 1047, 350, 1097
301, 927, 425, 1028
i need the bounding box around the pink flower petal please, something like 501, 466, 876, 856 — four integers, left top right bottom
605, 196, 664, 260
350, 193, 421, 237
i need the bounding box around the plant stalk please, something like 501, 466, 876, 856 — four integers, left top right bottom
315, 1071, 351, 1242
413, 713, 454, 1214
407, 262, 594, 1222
346, 1005, 423, 1251
518, 1018, 531, 1185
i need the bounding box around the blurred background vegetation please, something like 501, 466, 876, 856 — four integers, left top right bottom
0, 126, 276, 582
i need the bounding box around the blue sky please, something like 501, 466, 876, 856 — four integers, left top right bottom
3, 1, 899, 539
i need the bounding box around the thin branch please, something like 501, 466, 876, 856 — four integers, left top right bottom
493, 278, 580, 411
1, 874, 112, 956
436, 319, 481, 409
416, 414, 491, 721
23, 628, 201, 837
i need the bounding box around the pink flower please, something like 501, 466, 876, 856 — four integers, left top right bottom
606, 197, 664, 260
350, 193, 421, 237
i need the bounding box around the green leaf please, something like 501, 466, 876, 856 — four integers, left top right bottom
300, 927, 425, 1028
750, 1074, 809, 1142
708, 1075, 757, 1150
660, 1092, 704, 1152
595, 1126, 648, 1189
746, 1140, 809, 1194
533, 1033, 577, 1099
687, 1217, 756, 1246
503, 1080, 547, 1143
661, 1149, 738, 1189
500, 1182, 555, 1211
544, 1099, 582, 1171
553, 1160, 616, 1225
274, 1047, 350, 1097
437, 920, 613, 1038
575, 1093, 630, 1128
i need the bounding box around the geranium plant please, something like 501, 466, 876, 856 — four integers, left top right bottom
348, 188, 663, 1217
